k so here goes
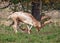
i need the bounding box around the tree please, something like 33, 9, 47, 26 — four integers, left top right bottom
31, 0, 42, 21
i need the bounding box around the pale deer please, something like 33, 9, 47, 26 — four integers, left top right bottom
8, 11, 41, 34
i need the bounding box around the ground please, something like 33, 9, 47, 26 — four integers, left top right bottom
0, 24, 60, 43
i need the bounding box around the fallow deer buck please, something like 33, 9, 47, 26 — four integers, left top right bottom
8, 11, 41, 34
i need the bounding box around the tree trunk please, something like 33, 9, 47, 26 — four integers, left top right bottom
31, 0, 42, 21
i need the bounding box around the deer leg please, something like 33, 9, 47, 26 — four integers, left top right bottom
27, 25, 32, 34
12, 18, 18, 33
12, 24, 18, 33
41, 19, 52, 27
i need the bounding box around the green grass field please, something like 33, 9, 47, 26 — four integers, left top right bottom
0, 24, 60, 43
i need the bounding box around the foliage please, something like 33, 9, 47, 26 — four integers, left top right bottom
54, 3, 60, 10
1, 0, 60, 11
10, 0, 19, 4
42, 0, 60, 10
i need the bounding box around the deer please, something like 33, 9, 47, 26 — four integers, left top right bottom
8, 11, 41, 34
8, 11, 52, 34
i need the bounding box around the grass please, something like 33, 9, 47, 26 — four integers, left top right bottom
0, 24, 60, 43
